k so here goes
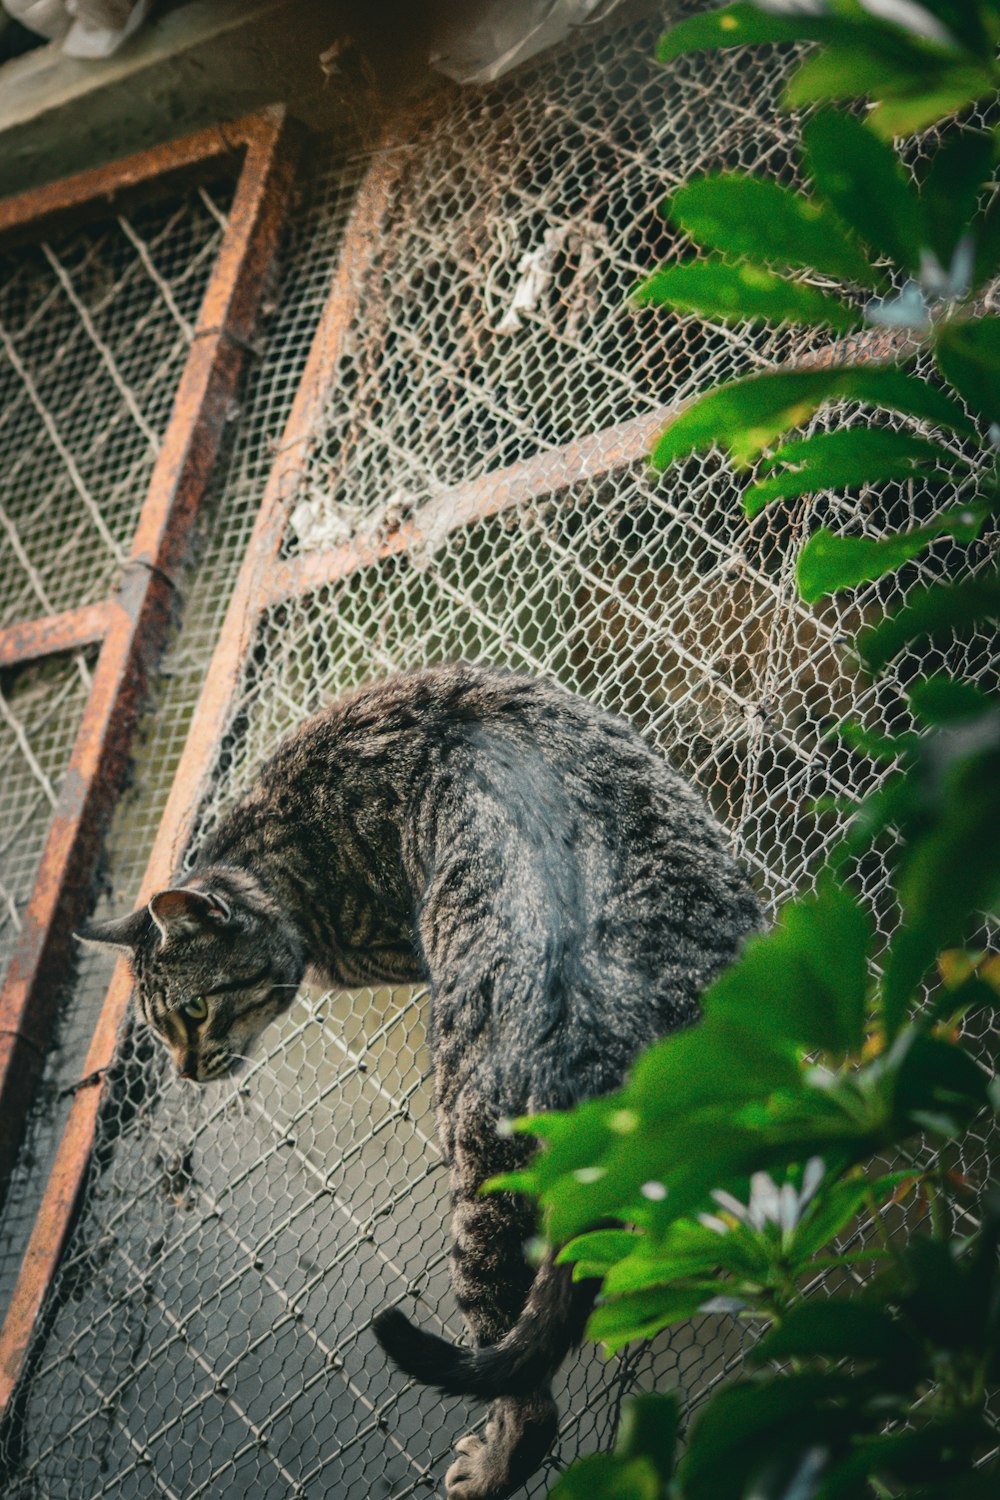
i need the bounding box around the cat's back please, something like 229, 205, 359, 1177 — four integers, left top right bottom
249, 664, 759, 1090
293, 661, 743, 878
306, 662, 757, 951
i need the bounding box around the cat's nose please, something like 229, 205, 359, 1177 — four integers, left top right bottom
177, 1063, 198, 1081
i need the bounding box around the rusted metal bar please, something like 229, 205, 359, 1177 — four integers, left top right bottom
0, 117, 406, 1420
0, 602, 113, 671
0, 110, 300, 1408
263, 318, 932, 612
264, 405, 674, 609
0, 114, 268, 252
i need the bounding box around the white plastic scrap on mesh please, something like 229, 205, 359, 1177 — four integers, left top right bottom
0, 8, 996, 1500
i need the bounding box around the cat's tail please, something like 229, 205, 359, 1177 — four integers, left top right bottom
372, 1259, 593, 1400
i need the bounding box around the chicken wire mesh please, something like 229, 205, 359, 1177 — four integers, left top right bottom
1, 6, 997, 1500
0, 183, 234, 631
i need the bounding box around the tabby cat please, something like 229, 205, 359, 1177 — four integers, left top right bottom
81, 662, 761, 1500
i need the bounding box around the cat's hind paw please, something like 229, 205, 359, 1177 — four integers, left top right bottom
445, 1433, 493, 1500
444, 1397, 557, 1500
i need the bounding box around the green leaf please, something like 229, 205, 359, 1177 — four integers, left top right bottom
651, 365, 975, 471
922, 2, 991, 57
892, 1032, 991, 1136
557, 1229, 640, 1279
656, 4, 841, 63
827, 769, 916, 862
790, 45, 994, 141
600, 1219, 761, 1294
550, 1453, 661, 1500
920, 128, 996, 267
935, 316, 1000, 424
616, 1393, 680, 1482
755, 1300, 923, 1370
705, 876, 870, 1057
815, 1421, 997, 1500
679, 1373, 865, 1500
834, 719, 920, 761
788, 41, 935, 100
909, 674, 995, 724
484, 1094, 618, 1197
868, 69, 998, 138
796, 507, 987, 603
626, 1014, 803, 1123
883, 734, 1000, 1034
899, 1234, 989, 1349
632, 258, 861, 331
664, 175, 881, 287
499, 1008, 806, 1205
744, 428, 963, 518
587, 1285, 715, 1351
854, 570, 1000, 672
802, 110, 925, 273
542, 1091, 880, 1247
787, 1170, 918, 1262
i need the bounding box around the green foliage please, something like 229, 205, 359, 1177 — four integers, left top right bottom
520, 7, 1000, 1499
550, 1393, 678, 1499
658, 173, 882, 286
743, 428, 965, 518
935, 317, 1000, 422
632, 257, 861, 331
657, 1, 1000, 138
642, 36, 1000, 581
801, 109, 926, 271
650, 366, 975, 471
853, 572, 1000, 672
795, 506, 986, 603
920, 128, 996, 266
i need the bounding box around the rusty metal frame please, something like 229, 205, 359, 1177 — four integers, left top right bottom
0, 122, 673, 1410
0, 107, 300, 1398
0, 102, 903, 1419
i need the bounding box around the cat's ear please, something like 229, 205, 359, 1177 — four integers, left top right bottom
75, 909, 150, 957
148, 887, 232, 945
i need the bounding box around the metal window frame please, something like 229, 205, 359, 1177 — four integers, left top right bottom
0, 107, 299, 1404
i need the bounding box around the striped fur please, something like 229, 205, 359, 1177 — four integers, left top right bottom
79, 663, 761, 1499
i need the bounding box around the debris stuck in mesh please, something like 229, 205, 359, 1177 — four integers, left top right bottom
290, 487, 415, 553
289, 478, 470, 573
496, 219, 608, 335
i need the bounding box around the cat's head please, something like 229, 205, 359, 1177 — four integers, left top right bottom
77, 871, 305, 1083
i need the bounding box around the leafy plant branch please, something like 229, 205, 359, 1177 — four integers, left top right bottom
484, 5, 1000, 1497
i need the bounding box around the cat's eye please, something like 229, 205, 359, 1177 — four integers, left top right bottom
181, 996, 208, 1022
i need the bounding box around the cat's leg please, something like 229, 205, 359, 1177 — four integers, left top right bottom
442, 1110, 558, 1500
446, 1391, 558, 1500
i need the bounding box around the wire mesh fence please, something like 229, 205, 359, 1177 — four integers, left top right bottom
0, 179, 233, 1000
0, 185, 233, 632
0, 6, 996, 1499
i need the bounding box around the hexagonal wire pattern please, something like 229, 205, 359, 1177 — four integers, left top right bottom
1, 8, 997, 1500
